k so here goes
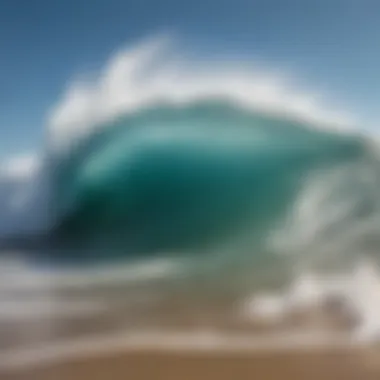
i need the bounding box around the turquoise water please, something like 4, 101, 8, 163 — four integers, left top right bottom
47, 100, 371, 271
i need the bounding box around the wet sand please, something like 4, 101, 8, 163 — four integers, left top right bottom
0, 300, 378, 380
4, 348, 380, 380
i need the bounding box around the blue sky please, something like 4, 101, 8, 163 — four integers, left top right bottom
1, 0, 380, 159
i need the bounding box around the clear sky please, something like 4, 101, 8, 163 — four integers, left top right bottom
1, 0, 380, 159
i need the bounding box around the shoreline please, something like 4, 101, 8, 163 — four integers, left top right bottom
0, 329, 368, 371
3, 333, 380, 380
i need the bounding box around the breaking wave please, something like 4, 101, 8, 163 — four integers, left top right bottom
3, 36, 380, 342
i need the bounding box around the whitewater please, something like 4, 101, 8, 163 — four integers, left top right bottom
2, 35, 380, 362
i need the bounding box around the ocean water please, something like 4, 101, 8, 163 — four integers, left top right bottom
2, 100, 380, 347
2, 38, 380, 361
51, 101, 365, 257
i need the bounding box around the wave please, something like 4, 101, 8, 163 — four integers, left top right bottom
4, 35, 380, 353
48, 100, 367, 262
0, 36, 378, 268
2, 36, 380, 334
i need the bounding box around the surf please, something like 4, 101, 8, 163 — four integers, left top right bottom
0, 36, 376, 269
49, 100, 366, 261
3, 35, 380, 345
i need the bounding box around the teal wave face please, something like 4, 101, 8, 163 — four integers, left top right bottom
50, 102, 366, 258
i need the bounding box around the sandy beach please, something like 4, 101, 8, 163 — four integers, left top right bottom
4, 347, 380, 380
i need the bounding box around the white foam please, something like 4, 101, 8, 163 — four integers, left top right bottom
244, 260, 380, 343
48, 35, 356, 151
243, 293, 286, 323
0, 258, 183, 294
0, 298, 105, 321
349, 261, 380, 342
286, 273, 327, 310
